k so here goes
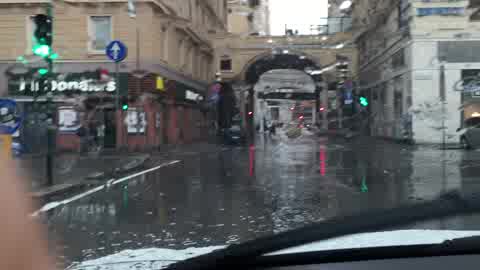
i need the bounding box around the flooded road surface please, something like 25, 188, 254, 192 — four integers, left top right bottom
42, 134, 480, 266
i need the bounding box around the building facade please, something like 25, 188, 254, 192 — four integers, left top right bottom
0, 0, 228, 152
352, 0, 480, 144
327, 0, 353, 34
227, 0, 270, 36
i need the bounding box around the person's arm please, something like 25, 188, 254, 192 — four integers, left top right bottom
0, 156, 55, 270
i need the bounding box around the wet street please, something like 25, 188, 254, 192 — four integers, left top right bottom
41, 134, 480, 266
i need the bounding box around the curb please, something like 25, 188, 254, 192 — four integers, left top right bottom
30, 183, 85, 199
114, 155, 150, 175
31, 155, 151, 200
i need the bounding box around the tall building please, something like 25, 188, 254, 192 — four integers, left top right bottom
227, 0, 270, 36
350, 0, 478, 144
0, 0, 228, 152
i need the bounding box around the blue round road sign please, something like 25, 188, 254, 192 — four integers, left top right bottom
106, 40, 128, 62
0, 99, 22, 135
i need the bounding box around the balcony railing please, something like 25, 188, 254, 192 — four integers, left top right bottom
313, 17, 353, 35
284, 17, 353, 36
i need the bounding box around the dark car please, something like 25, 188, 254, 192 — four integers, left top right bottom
459, 117, 480, 149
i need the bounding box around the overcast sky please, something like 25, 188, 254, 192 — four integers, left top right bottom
269, 0, 328, 35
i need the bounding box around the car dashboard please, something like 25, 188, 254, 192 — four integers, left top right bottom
258, 255, 479, 270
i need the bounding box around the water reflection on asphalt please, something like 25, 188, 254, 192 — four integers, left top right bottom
44, 134, 480, 266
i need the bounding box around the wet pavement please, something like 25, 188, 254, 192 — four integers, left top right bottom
40, 133, 480, 267
17, 153, 151, 192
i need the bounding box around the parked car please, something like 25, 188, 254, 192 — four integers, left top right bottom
459, 117, 480, 149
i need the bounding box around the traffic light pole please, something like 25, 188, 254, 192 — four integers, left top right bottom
46, 58, 54, 186
46, 1, 54, 186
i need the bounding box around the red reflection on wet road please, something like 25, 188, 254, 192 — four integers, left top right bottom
249, 145, 255, 176
320, 147, 326, 176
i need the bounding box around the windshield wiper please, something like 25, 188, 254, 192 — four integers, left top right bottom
245, 235, 480, 268
167, 191, 480, 270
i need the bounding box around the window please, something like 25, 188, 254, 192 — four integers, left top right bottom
220, 58, 232, 71
471, 9, 480, 21
249, 0, 260, 8
89, 16, 112, 52
398, 0, 410, 28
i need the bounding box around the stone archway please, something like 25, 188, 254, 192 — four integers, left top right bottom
234, 49, 325, 134
238, 48, 322, 85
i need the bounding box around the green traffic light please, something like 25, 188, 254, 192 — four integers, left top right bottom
361, 176, 368, 193
360, 96, 369, 107
33, 44, 50, 57
122, 104, 129, 111
38, 68, 49, 75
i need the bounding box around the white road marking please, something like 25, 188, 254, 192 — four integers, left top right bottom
31, 160, 181, 216
112, 160, 180, 186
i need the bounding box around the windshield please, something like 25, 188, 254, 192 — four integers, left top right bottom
5, 0, 480, 269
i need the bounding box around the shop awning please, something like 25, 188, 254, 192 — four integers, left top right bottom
149, 63, 208, 93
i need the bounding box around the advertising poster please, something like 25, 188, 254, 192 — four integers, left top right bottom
58, 107, 81, 133
125, 108, 146, 134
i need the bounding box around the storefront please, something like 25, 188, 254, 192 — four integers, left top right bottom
7, 71, 129, 153
162, 80, 207, 145
6, 69, 208, 152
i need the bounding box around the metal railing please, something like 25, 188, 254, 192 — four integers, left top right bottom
284, 17, 352, 36
312, 17, 353, 35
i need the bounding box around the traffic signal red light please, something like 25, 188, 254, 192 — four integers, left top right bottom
320, 107, 325, 111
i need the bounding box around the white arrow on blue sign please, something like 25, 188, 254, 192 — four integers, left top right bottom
344, 91, 353, 105
106, 40, 128, 62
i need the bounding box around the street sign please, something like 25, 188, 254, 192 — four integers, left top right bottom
344, 80, 353, 91
106, 40, 128, 62
344, 91, 353, 105
0, 99, 22, 135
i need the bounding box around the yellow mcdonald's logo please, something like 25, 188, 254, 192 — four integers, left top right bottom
156, 77, 165, 91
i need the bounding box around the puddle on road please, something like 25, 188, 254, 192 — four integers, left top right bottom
45, 138, 480, 267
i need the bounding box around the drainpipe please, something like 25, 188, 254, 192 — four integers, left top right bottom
439, 56, 446, 149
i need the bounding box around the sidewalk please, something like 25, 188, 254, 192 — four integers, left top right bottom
15, 143, 222, 199
316, 128, 357, 138
15, 151, 152, 198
